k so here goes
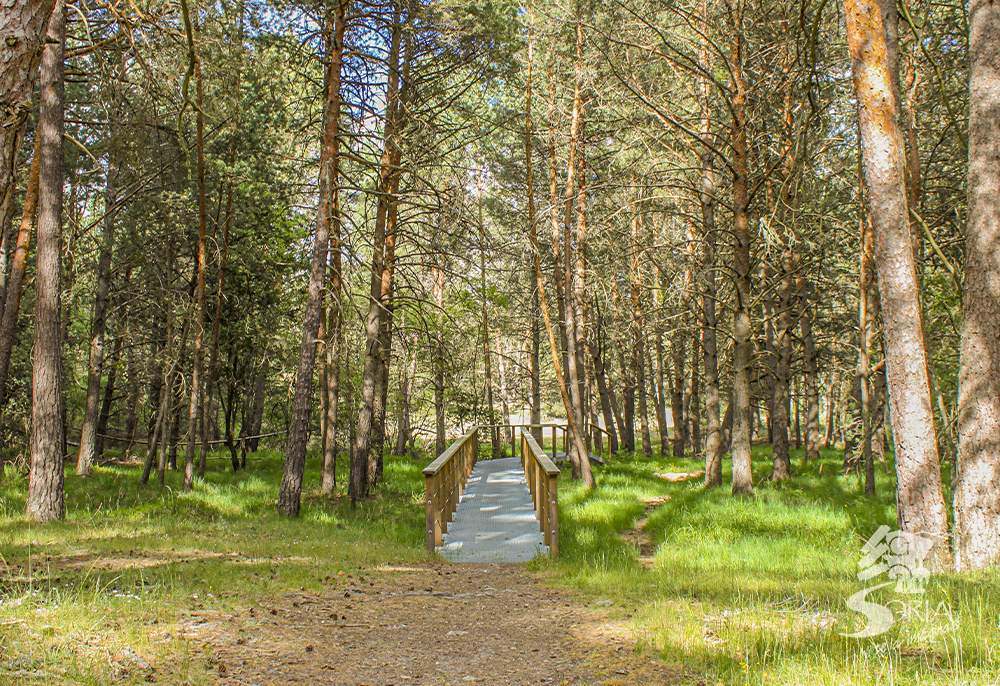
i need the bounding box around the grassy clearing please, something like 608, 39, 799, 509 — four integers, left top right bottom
540, 444, 1000, 686
1, 442, 998, 685
0, 451, 428, 685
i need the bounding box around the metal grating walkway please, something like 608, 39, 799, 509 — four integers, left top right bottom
438, 456, 547, 562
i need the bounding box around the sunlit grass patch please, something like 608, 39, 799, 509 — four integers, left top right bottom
546, 443, 1000, 685
0, 448, 430, 684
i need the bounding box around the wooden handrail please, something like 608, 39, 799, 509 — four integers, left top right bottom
423, 427, 478, 553
519, 428, 559, 558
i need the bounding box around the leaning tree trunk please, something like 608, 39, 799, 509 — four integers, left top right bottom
954, 0, 1000, 572
844, 0, 949, 566
26, 0, 65, 522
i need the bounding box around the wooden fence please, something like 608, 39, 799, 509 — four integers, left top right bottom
422, 428, 478, 553
519, 428, 560, 558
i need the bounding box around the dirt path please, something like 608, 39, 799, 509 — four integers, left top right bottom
189, 563, 682, 686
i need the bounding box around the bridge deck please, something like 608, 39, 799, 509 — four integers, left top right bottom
438, 456, 548, 562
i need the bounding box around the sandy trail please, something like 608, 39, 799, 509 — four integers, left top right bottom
186, 563, 680, 686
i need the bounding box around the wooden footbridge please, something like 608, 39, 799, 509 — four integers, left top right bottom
422, 424, 608, 562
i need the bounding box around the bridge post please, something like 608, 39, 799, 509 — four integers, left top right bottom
547, 472, 558, 558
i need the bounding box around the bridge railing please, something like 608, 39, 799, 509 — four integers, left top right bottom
520, 428, 560, 558
486, 422, 610, 464
423, 427, 478, 553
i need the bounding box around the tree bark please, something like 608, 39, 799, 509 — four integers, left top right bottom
26, 0, 65, 522
276, 8, 347, 513
954, 0, 1000, 571
0, 0, 55, 235
0, 136, 39, 450
730, 9, 754, 495
319, 0, 346, 494
844, 0, 949, 565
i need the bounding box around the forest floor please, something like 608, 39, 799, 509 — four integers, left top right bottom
2, 444, 1000, 685
189, 562, 682, 686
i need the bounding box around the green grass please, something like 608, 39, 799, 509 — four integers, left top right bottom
0, 450, 429, 685
2, 442, 998, 685
538, 443, 1000, 685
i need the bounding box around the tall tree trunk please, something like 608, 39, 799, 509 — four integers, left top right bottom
730, 8, 754, 495
524, 24, 542, 444
0, 0, 55, 235
26, 0, 65, 522
653, 327, 668, 455
480, 173, 499, 458
590, 303, 620, 452
546, 62, 569, 372
247, 358, 267, 450
351, 5, 403, 503
844, 0, 949, 566
770, 63, 798, 482
860, 214, 877, 496
0, 136, 38, 451
317, 0, 346, 493
527, 65, 592, 491
798, 274, 821, 459
619, 342, 636, 451
276, 9, 349, 514
76, 153, 118, 475
954, 0, 1000, 572
630, 206, 651, 457
432, 254, 446, 455
184, 48, 208, 491
697, 0, 723, 486
395, 327, 416, 456
556, 17, 594, 485
638, 347, 652, 455
121, 350, 140, 457
95, 332, 123, 459
201, 137, 237, 475
689, 331, 702, 456
320, 0, 346, 494
671, 331, 687, 458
